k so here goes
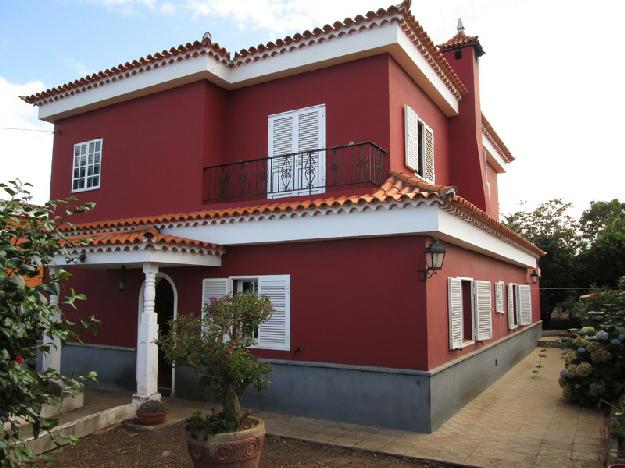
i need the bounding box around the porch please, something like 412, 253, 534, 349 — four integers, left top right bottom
43, 227, 225, 404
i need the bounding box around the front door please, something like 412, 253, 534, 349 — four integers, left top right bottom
155, 278, 174, 396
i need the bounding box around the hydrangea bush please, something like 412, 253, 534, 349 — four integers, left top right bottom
559, 278, 625, 406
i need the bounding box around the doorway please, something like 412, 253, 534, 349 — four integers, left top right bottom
155, 277, 175, 396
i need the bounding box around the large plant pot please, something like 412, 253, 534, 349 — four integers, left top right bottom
186, 417, 265, 468
136, 411, 167, 426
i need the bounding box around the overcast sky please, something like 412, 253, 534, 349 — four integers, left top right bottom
1, 0, 623, 218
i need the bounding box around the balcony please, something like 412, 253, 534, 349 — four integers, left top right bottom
203, 141, 388, 203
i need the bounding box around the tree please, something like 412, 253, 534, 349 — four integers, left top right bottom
157, 292, 272, 434
0, 180, 97, 466
579, 199, 625, 245
578, 200, 625, 288
503, 199, 581, 322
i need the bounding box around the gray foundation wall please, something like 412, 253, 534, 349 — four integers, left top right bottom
428, 322, 542, 431
55, 323, 541, 432
60, 343, 136, 391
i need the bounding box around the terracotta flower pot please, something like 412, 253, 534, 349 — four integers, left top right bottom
186, 416, 265, 468
136, 410, 167, 426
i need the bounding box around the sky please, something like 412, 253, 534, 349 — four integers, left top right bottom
1, 0, 624, 218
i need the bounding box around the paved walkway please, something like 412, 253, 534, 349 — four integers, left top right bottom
94, 347, 606, 467
254, 348, 606, 467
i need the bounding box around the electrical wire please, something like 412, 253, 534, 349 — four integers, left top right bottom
0, 127, 53, 134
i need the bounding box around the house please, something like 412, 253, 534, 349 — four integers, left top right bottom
24, 0, 544, 433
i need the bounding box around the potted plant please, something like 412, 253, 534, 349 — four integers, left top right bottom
136, 399, 168, 426
158, 292, 273, 468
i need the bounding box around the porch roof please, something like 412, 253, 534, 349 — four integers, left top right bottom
55, 226, 224, 269
58, 173, 545, 257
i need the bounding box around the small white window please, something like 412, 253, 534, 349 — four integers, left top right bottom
72, 138, 103, 192
404, 105, 435, 184
201, 275, 290, 351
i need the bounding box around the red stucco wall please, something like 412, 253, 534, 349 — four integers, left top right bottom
388, 57, 450, 183
51, 81, 227, 222
63, 235, 429, 370
443, 48, 488, 213
425, 242, 539, 369
485, 160, 500, 219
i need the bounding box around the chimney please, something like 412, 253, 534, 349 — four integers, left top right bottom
439, 20, 490, 213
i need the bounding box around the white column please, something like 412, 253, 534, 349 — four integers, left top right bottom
133, 263, 161, 404
42, 267, 62, 373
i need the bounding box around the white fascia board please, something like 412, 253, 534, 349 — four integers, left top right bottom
52, 249, 221, 269
393, 28, 458, 116
38, 55, 227, 122
482, 136, 507, 173
162, 203, 537, 267
437, 210, 537, 267
165, 203, 441, 245
38, 24, 459, 122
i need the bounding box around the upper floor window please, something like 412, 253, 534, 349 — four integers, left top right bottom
404, 105, 435, 184
72, 138, 102, 192
268, 104, 326, 199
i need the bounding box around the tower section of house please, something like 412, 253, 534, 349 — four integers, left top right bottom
24, 0, 542, 433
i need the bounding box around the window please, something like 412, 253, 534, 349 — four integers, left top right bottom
507, 283, 518, 329
448, 277, 492, 349
72, 139, 103, 192
495, 282, 505, 314
201, 275, 290, 351
268, 104, 326, 199
516, 284, 532, 325
404, 105, 434, 183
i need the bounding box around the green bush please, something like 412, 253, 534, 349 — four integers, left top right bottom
157, 292, 272, 435
559, 278, 625, 406
0, 180, 98, 466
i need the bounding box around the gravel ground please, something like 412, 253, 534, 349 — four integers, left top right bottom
47, 422, 446, 467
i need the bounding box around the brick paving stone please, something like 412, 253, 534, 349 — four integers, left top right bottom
154, 348, 606, 467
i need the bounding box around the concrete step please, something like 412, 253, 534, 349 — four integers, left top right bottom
537, 336, 562, 348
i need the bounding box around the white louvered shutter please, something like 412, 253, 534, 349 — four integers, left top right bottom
404, 105, 419, 173
448, 278, 463, 349
422, 123, 435, 183
268, 113, 295, 194
268, 106, 325, 198
296, 106, 325, 193
495, 282, 504, 314
201, 278, 231, 335
474, 280, 493, 341
518, 285, 532, 325
507, 283, 516, 330
257, 275, 290, 350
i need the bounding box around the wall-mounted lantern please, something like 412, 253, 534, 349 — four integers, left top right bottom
118, 265, 127, 291
421, 238, 447, 281
530, 269, 539, 284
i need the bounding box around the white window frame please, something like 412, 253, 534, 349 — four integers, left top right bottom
267, 104, 326, 200
203, 275, 291, 351
448, 276, 477, 349
71, 138, 103, 193
403, 105, 435, 184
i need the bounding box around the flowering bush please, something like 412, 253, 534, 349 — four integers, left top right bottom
0, 181, 98, 465
560, 278, 625, 406
157, 292, 273, 434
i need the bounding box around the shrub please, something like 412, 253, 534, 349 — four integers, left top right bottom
0, 180, 98, 466
137, 399, 167, 414
559, 278, 625, 406
157, 292, 273, 435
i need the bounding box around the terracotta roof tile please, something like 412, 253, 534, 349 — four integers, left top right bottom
67, 226, 224, 256
22, 1, 467, 105
482, 114, 515, 162
59, 173, 542, 257
438, 29, 485, 57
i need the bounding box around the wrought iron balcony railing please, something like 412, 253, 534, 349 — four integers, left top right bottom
203, 141, 388, 202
